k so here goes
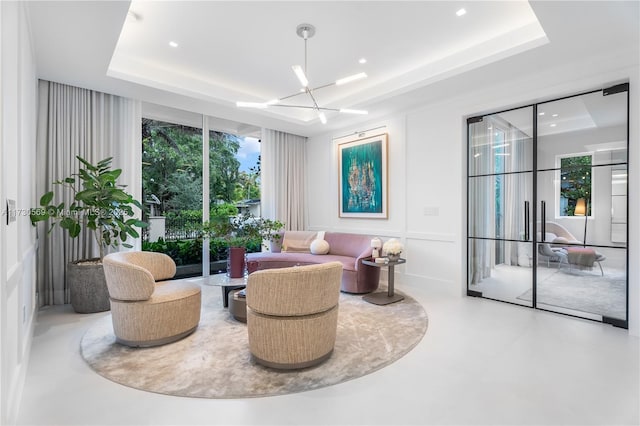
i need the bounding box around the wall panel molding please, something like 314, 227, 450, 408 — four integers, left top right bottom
406, 232, 457, 243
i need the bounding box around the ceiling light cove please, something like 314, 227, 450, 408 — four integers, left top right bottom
236, 102, 267, 109
336, 72, 367, 86
339, 109, 368, 115
108, 2, 548, 129
236, 23, 368, 124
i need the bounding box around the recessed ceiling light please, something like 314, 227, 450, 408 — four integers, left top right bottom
552, 113, 559, 117
539, 112, 545, 116
550, 123, 557, 127
169, 41, 178, 48
127, 11, 140, 22
359, 58, 367, 64
456, 8, 466, 17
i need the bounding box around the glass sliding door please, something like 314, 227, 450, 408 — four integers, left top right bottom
206, 127, 262, 273
467, 83, 629, 328
467, 106, 534, 306
536, 87, 628, 325
142, 118, 204, 278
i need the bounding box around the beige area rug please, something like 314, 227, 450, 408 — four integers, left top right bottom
517, 268, 626, 320
80, 281, 428, 398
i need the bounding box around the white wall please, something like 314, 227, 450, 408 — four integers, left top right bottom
0, 2, 38, 424
306, 62, 639, 336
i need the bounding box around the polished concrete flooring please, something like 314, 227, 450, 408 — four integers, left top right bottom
17, 276, 639, 425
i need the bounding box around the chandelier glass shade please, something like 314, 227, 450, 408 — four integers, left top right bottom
236, 24, 368, 124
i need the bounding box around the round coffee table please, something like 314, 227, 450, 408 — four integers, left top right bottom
205, 273, 247, 308
228, 289, 247, 322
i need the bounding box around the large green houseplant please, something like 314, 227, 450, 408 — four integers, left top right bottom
31, 156, 147, 313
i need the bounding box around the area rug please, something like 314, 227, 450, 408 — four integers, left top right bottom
517, 268, 626, 319
80, 281, 428, 398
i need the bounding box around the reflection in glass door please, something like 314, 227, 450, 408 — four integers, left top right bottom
467, 106, 534, 307
467, 84, 629, 328
535, 88, 628, 326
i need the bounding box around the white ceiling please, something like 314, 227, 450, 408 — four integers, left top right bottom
25, 1, 640, 138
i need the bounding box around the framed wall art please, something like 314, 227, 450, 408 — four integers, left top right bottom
338, 133, 388, 218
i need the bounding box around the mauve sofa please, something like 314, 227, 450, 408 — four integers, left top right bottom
247, 231, 380, 294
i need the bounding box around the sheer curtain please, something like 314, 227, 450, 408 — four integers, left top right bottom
503, 124, 529, 266
468, 118, 494, 285
260, 129, 307, 230
35, 80, 141, 306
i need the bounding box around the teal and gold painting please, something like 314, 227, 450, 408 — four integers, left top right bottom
338, 133, 388, 218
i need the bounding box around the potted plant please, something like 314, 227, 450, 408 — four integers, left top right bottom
202, 214, 284, 277
258, 218, 285, 253
30, 156, 147, 313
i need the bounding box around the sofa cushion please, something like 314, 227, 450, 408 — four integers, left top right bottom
282, 231, 317, 253
324, 232, 372, 258
310, 239, 330, 255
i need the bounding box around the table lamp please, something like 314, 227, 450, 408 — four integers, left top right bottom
370, 237, 382, 258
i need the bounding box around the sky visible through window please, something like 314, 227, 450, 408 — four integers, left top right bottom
237, 137, 260, 173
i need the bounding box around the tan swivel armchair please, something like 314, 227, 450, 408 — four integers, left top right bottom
246, 262, 343, 369
102, 251, 201, 347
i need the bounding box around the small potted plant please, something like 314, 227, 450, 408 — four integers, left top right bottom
30, 156, 147, 313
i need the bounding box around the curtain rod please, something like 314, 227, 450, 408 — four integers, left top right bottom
332, 125, 387, 142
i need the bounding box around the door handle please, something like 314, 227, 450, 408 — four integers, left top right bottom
524, 201, 530, 241
540, 201, 546, 241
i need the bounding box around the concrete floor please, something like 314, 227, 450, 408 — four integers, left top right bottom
16, 277, 640, 425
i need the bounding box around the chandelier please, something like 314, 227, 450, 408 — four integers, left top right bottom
236, 23, 368, 124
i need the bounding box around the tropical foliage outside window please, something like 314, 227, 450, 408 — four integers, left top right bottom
560, 154, 592, 216
141, 118, 262, 271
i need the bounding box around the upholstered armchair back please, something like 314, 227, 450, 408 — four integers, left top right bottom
246, 261, 343, 369
247, 262, 343, 316
103, 252, 176, 301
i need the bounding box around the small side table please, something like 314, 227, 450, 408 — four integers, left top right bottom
362, 258, 406, 305
228, 289, 247, 323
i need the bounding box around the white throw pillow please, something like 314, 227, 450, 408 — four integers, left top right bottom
310, 239, 330, 255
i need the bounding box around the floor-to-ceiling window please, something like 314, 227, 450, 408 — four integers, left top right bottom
141, 118, 204, 277
467, 83, 629, 328
140, 106, 262, 278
